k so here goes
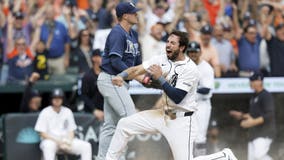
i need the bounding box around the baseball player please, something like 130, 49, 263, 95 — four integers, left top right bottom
107, 30, 237, 160
34, 88, 92, 160
96, 2, 142, 160
187, 41, 214, 156
230, 72, 276, 160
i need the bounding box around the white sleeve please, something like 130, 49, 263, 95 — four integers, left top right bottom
67, 110, 77, 132
175, 66, 199, 92
34, 111, 48, 133
199, 65, 214, 90
142, 55, 162, 70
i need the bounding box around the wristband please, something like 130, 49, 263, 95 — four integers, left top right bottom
117, 71, 128, 80
158, 77, 166, 85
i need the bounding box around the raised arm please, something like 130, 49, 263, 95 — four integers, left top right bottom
167, 0, 186, 33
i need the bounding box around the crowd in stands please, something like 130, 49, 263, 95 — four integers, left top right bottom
0, 0, 284, 84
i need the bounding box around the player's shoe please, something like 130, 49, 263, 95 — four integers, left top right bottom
222, 148, 238, 160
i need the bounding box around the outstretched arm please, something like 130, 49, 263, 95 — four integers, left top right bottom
112, 64, 146, 86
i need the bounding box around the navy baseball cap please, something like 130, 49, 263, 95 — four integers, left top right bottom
249, 72, 264, 81
187, 41, 201, 52
92, 49, 101, 57
30, 89, 41, 98
200, 24, 213, 34
116, 2, 141, 18
13, 11, 24, 19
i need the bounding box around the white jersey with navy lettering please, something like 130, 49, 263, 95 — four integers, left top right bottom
143, 54, 200, 112
197, 60, 214, 101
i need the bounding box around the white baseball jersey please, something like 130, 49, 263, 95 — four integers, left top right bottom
143, 54, 200, 112
196, 60, 214, 101
35, 106, 77, 139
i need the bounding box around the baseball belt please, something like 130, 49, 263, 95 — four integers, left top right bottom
165, 109, 194, 120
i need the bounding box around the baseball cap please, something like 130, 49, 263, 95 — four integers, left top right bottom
243, 11, 251, 20
187, 41, 201, 52
116, 2, 141, 18
249, 72, 264, 81
200, 24, 213, 34
51, 88, 64, 98
92, 49, 101, 57
30, 89, 41, 98
13, 11, 24, 19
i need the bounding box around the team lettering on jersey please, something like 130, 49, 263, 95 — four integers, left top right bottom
125, 40, 140, 56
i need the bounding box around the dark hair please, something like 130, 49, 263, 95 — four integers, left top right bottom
243, 24, 256, 33
78, 29, 91, 46
169, 30, 189, 53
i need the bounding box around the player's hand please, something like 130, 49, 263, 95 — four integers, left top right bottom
93, 109, 104, 121
112, 76, 124, 86
240, 115, 255, 128
29, 72, 40, 83
229, 110, 243, 120
147, 64, 162, 80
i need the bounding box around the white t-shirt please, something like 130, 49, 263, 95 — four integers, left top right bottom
197, 60, 214, 101
143, 54, 199, 112
35, 106, 77, 139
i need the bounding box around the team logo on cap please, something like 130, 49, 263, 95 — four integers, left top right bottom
129, 2, 135, 7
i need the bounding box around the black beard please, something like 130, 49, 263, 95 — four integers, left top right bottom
167, 50, 179, 61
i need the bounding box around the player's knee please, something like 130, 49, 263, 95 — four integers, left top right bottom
253, 153, 267, 160
40, 140, 57, 152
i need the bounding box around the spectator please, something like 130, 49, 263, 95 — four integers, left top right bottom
20, 72, 42, 113
140, 23, 166, 61
199, 24, 221, 77
236, 24, 261, 76
233, 5, 261, 77
86, 0, 116, 29
34, 88, 92, 160
7, 11, 32, 45
202, 0, 224, 26
262, 14, 284, 76
71, 29, 93, 74
7, 37, 34, 81
40, 5, 70, 75
33, 40, 49, 80
57, 0, 86, 35
81, 49, 104, 121
183, 12, 202, 42
229, 72, 276, 160
211, 24, 238, 77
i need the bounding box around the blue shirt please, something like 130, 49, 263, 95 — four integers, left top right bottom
40, 21, 70, 58
8, 55, 33, 81
238, 35, 261, 72
101, 24, 142, 75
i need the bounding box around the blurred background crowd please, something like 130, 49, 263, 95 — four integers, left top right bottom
1, 0, 284, 83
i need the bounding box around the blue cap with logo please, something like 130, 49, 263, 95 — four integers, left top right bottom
249, 72, 264, 81
116, 2, 141, 18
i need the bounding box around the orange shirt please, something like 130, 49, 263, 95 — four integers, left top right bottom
76, 0, 89, 10
7, 48, 34, 60
202, 0, 221, 26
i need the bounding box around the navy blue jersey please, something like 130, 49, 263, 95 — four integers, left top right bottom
101, 24, 142, 75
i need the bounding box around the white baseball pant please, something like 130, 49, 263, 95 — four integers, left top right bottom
248, 137, 273, 160
105, 109, 237, 160
40, 138, 92, 160
195, 99, 212, 144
